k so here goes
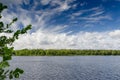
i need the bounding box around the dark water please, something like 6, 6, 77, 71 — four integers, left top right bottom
8, 56, 120, 80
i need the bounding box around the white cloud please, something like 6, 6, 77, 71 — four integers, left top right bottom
0, 0, 23, 5
0, 0, 77, 32
1, 0, 119, 50
70, 7, 103, 19
70, 6, 112, 27
43, 25, 68, 33
80, 2, 87, 6
58, 2, 70, 11
89, 11, 104, 17
40, 0, 51, 5
109, 30, 120, 38
1, 0, 72, 35
79, 15, 111, 22
84, 24, 94, 27
13, 30, 120, 50
49, 0, 76, 12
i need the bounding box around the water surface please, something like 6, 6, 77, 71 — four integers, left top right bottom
9, 56, 120, 80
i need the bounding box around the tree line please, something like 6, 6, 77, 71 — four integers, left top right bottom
14, 49, 120, 56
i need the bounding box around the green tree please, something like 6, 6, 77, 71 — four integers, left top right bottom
0, 3, 31, 79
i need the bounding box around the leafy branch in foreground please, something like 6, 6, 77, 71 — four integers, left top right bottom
0, 3, 31, 80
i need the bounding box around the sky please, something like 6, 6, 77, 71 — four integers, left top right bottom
0, 0, 120, 50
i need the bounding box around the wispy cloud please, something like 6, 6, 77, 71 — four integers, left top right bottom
1, 0, 75, 32
89, 11, 104, 17
40, 0, 51, 5
39, 0, 77, 12
1, 0, 120, 50
80, 2, 87, 6
70, 6, 112, 27
79, 15, 111, 22
70, 7, 101, 18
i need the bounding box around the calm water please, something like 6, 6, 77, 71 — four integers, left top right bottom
8, 56, 120, 80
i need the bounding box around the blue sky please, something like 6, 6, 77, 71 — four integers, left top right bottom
1, 0, 120, 50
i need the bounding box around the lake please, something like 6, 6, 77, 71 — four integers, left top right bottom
8, 56, 120, 80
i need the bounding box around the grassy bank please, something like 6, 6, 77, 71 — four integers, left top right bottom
14, 49, 120, 56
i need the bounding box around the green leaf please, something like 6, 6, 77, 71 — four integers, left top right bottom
0, 22, 4, 32
14, 73, 19, 78
9, 71, 13, 79
0, 61, 10, 68
0, 68, 4, 75
21, 24, 32, 34
4, 30, 13, 33
0, 3, 7, 13
26, 24, 32, 30
0, 22, 4, 28
6, 38, 15, 45
3, 47, 13, 61
14, 68, 24, 74
12, 68, 24, 79
0, 36, 7, 46
3, 5, 7, 9
12, 18, 17, 22
13, 30, 21, 39
0, 15, 2, 18
4, 70, 9, 75
0, 2, 31, 79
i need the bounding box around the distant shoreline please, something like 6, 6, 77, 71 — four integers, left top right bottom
14, 49, 120, 56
